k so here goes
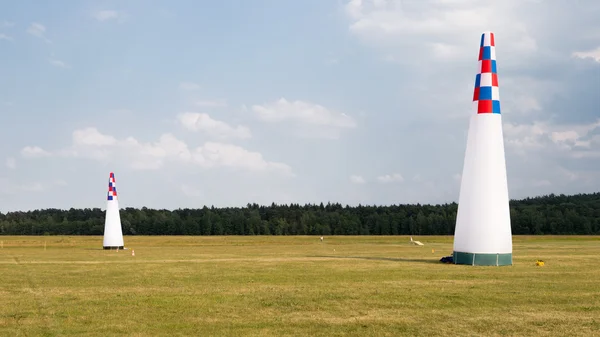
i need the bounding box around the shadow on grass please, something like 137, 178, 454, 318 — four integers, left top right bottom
314, 255, 441, 265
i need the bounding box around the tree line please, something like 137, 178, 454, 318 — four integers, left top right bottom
1, 192, 600, 236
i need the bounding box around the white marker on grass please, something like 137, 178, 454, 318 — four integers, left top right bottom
410, 236, 424, 246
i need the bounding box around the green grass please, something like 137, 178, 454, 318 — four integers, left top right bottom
1, 235, 600, 336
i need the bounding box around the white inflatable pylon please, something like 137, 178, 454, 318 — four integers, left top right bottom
453, 32, 513, 266
103, 172, 124, 250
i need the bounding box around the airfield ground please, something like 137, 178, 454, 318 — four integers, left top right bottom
1, 235, 599, 336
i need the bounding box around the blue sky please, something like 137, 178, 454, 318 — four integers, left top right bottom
1, 0, 599, 211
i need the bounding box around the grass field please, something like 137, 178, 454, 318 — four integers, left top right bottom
1, 235, 600, 336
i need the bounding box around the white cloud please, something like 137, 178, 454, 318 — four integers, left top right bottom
551, 130, 581, 144
27, 23, 51, 43
572, 46, 600, 63
0, 178, 67, 197
179, 82, 201, 91
503, 122, 548, 153
122, 134, 191, 170
511, 95, 542, 114
253, 98, 356, 128
27, 23, 45, 37
193, 142, 293, 174
0, 34, 13, 41
533, 179, 552, 187
74, 127, 118, 146
177, 112, 252, 140
2, 21, 15, 28
558, 167, 580, 182
344, 0, 537, 61
5, 157, 16, 169
19, 182, 45, 192
350, 175, 366, 184
252, 98, 356, 139
21, 180, 66, 193
93, 10, 125, 22
180, 184, 204, 197
195, 100, 228, 108
499, 76, 564, 115
23, 127, 293, 176
503, 119, 600, 157
21, 146, 52, 158
49, 59, 70, 69
376, 173, 404, 183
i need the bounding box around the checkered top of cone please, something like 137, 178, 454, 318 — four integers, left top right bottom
107, 172, 117, 201
473, 31, 501, 114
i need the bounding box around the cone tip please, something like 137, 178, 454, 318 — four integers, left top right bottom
107, 172, 117, 201
473, 31, 501, 115
480, 31, 496, 47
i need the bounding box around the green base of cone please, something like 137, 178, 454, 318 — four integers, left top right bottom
453, 251, 512, 266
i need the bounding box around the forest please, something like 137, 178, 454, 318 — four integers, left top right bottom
1, 192, 600, 236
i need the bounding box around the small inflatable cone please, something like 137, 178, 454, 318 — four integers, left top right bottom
103, 172, 125, 250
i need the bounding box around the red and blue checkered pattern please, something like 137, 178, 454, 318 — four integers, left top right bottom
107, 172, 118, 201
473, 32, 501, 114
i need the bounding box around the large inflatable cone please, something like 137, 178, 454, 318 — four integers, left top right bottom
453, 32, 513, 266
103, 172, 124, 250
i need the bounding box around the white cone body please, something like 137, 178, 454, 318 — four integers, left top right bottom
454, 113, 512, 254
103, 172, 124, 249
453, 31, 512, 265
